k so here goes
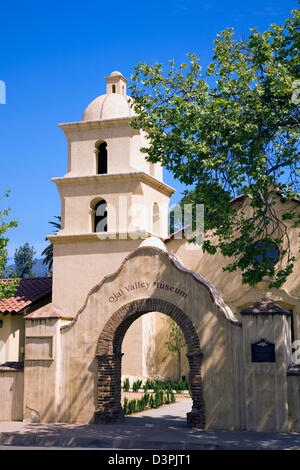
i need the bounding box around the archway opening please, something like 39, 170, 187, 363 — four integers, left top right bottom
122, 311, 188, 383
94, 298, 205, 428
120, 311, 191, 420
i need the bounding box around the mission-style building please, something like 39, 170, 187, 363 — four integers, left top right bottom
0, 71, 299, 432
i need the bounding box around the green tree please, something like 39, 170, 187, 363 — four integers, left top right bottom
168, 204, 185, 236
163, 317, 186, 382
14, 243, 36, 278
41, 216, 61, 272
0, 190, 18, 299
129, 9, 300, 288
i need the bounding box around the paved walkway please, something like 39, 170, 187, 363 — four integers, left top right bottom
1, 399, 300, 450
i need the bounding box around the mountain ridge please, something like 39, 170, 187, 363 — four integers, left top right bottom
5, 258, 49, 278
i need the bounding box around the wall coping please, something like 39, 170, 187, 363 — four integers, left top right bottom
287, 364, 300, 376
0, 361, 24, 372
47, 231, 151, 244
240, 297, 292, 316
52, 171, 175, 196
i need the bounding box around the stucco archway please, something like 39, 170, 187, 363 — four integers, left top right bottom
94, 298, 205, 428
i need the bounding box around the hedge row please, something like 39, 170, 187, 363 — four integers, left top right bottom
122, 378, 190, 393
123, 390, 176, 415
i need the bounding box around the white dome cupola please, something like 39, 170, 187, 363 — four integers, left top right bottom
58, 70, 165, 181
81, 71, 135, 122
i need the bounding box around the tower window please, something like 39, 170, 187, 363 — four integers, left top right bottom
112, 84, 116, 93
94, 200, 108, 233
97, 142, 108, 174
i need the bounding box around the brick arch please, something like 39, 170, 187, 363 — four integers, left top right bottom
94, 298, 205, 428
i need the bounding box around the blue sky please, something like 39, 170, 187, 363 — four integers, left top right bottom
0, 0, 297, 258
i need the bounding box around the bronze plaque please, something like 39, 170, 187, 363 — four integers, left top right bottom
251, 338, 275, 363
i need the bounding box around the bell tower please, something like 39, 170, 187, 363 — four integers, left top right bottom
48, 71, 175, 314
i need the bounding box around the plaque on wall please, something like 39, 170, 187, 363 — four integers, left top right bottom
251, 338, 275, 363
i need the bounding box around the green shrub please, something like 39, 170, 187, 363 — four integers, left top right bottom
176, 380, 187, 391
166, 382, 172, 392
140, 378, 189, 393
155, 380, 164, 390
144, 379, 155, 390
144, 392, 150, 406
122, 377, 130, 392
123, 397, 128, 414
123, 389, 177, 415
137, 395, 149, 412
169, 380, 176, 391
138, 392, 149, 409
129, 399, 137, 414
154, 390, 164, 408
132, 379, 142, 392
149, 395, 155, 408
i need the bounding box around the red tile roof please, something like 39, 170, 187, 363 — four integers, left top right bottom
0, 277, 52, 314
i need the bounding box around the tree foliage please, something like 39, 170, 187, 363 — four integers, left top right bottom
129, 10, 300, 287
14, 242, 36, 279
0, 190, 18, 299
163, 317, 186, 382
41, 216, 61, 272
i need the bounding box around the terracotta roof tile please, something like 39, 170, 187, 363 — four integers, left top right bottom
25, 302, 74, 320
0, 277, 52, 314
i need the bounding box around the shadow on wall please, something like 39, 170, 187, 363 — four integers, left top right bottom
26, 355, 98, 424
153, 313, 189, 382
121, 311, 189, 382
168, 198, 300, 303
25, 250, 244, 428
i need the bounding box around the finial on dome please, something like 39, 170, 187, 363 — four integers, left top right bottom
105, 71, 127, 95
